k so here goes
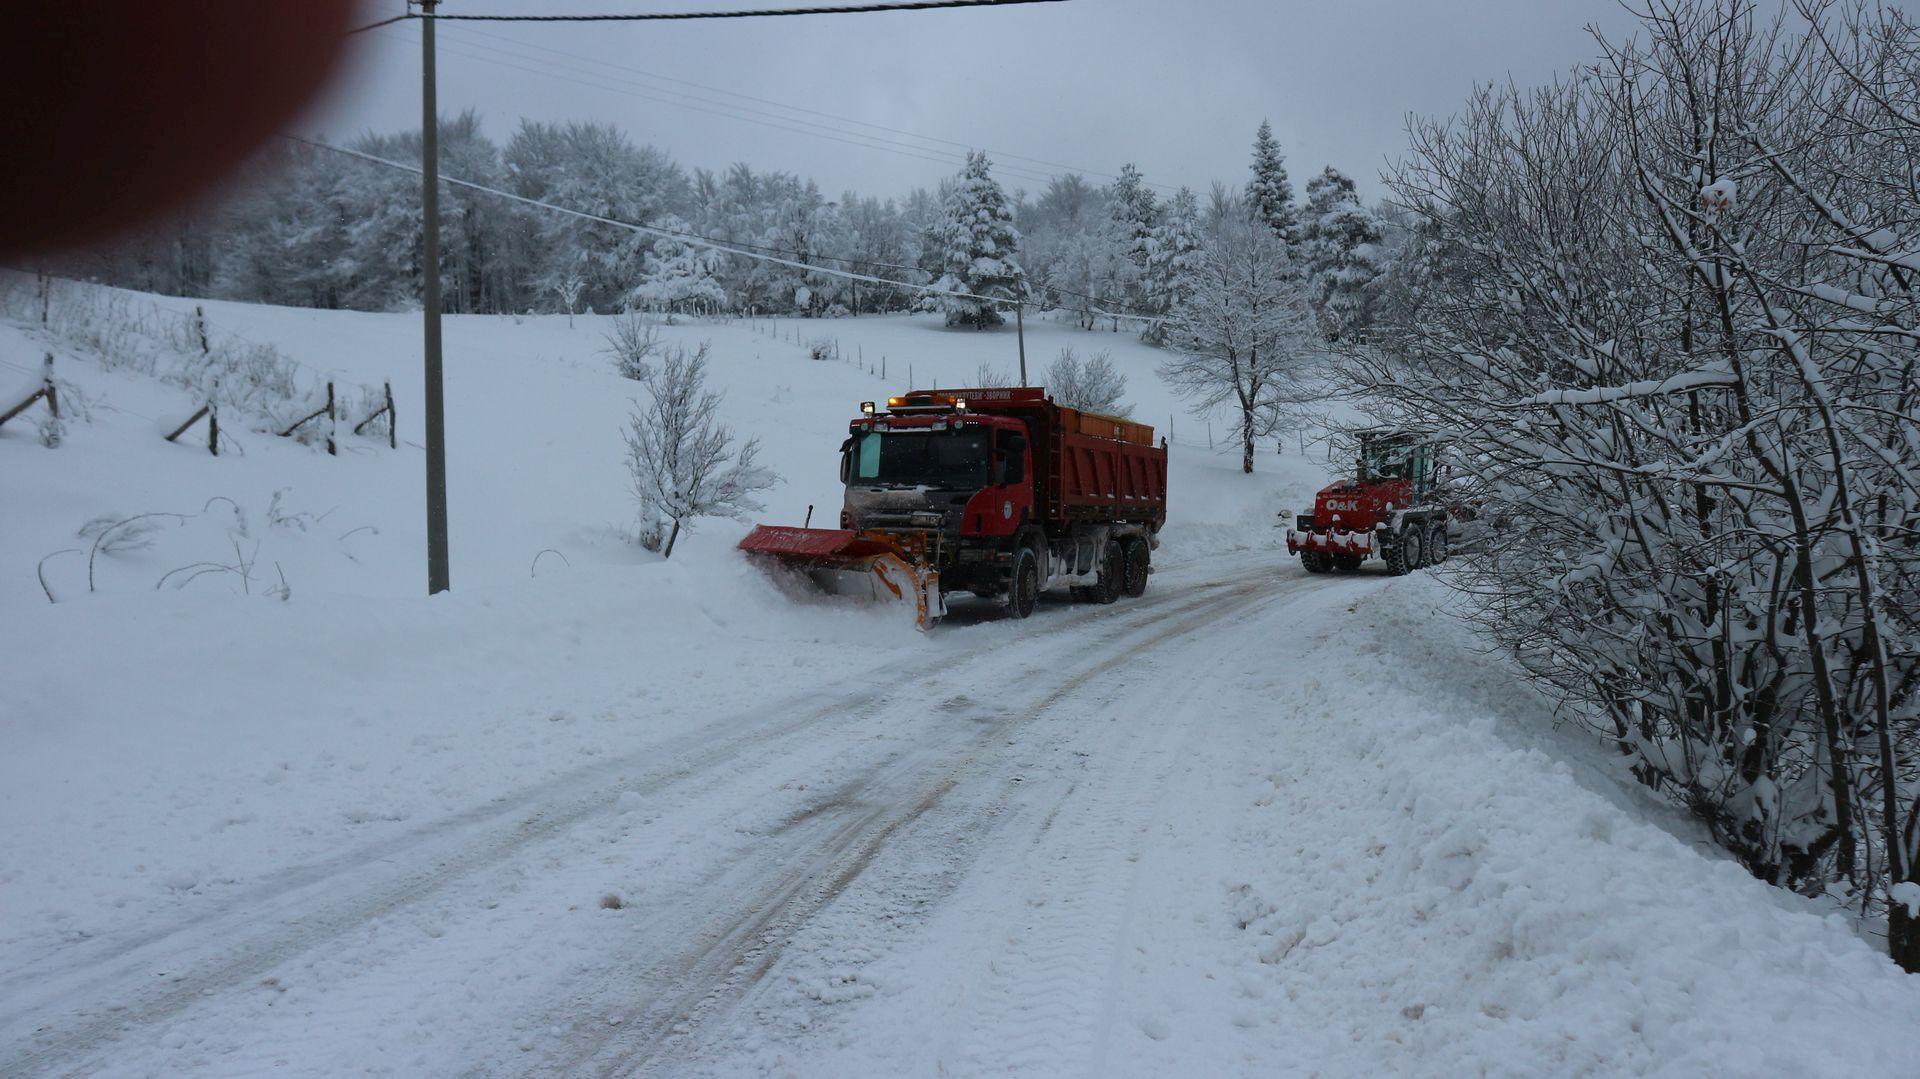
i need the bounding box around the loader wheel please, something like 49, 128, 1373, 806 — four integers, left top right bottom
1332, 554, 1363, 573
1121, 538, 1150, 598
1301, 550, 1332, 574
1426, 526, 1448, 566
1384, 528, 1420, 576
1006, 547, 1039, 620
1093, 540, 1122, 604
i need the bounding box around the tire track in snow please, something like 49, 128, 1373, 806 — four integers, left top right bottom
0, 555, 1285, 1077
953, 583, 1291, 1077
538, 570, 1301, 1077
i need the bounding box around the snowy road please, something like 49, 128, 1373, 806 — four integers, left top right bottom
7, 551, 1919, 1076
1, 553, 1313, 1076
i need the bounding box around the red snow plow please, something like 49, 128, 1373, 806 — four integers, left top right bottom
737, 524, 944, 628
1286, 428, 1452, 576
741, 387, 1167, 628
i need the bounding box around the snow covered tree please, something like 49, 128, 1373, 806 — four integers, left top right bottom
1162, 206, 1320, 473
1142, 185, 1203, 341
1298, 166, 1387, 339
506, 121, 690, 315
1245, 120, 1296, 244
1045, 346, 1131, 416
1105, 163, 1159, 316
622, 341, 776, 558
630, 226, 726, 316
926, 152, 1026, 328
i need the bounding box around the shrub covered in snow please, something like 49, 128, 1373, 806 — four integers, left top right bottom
621, 340, 777, 558
1044, 346, 1130, 416
1355, 0, 1920, 970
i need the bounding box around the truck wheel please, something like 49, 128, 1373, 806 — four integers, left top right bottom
1121, 538, 1150, 598
1426, 526, 1448, 566
1093, 540, 1122, 604
1332, 554, 1363, 573
1384, 528, 1421, 576
1006, 547, 1039, 619
1301, 550, 1331, 574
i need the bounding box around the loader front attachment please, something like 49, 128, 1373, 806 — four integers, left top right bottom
738, 525, 944, 629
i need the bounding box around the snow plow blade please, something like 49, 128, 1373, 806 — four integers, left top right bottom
738, 525, 943, 629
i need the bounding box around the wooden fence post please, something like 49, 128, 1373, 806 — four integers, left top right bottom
385, 381, 395, 449
2, 355, 56, 429
208, 399, 219, 456
194, 305, 209, 355
37, 272, 49, 325
325, 381, 336, 456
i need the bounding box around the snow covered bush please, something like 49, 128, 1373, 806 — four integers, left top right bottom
971, 361, 1011, 388
1045, 347, 1130, 417
621, 341, 777, 558
1357, 0, 1920, 971
604, 314, 663, 382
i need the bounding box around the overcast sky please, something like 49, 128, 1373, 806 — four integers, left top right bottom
314, 0, 1645, 203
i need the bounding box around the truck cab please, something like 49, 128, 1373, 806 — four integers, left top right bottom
838, 406, 1035, 542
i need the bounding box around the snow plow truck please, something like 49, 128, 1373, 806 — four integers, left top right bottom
1286, 428, 1450, 575
739, 387, 1168, 627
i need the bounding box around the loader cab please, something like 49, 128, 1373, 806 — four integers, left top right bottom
1357, 430, 1442, 501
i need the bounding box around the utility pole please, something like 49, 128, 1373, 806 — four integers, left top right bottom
421, 0, 450, 595
1014, 300, 1028, 386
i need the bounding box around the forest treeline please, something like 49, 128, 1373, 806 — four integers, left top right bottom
60, 114, 1392, 343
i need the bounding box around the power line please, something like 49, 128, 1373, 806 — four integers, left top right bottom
357, 2, 1164, 193
442, 23, 1175, 191
365, 28, 1061, 187
354, 0, 1064, 32
427, 29, 1057, 184
348, 12, 414, 34
428, 1, 1068, 23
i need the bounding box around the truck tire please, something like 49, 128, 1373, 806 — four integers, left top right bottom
1332, 554, 1363, 573
1301, 549, 1331, 574
1426, 525, 1448, 565
1093, 539, 1122, 604
1121, 537, 1150, 598
1006, 546, 1039, 619
1384, 527, 1421, 576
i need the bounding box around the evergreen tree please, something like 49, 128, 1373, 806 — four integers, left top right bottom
1143, 185, 1203, 340
926, 152, 1026, 329
1105, 163, 1159, 314
1246, 120, 1296, 243
1299, 166, 1387, 338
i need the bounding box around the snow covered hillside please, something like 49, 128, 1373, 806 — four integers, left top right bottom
2, 284, 1916, 1076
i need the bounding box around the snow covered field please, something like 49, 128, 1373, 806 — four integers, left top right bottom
3, 287, 1917, 1076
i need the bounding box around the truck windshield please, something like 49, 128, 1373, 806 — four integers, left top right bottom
850, 429, 991, 487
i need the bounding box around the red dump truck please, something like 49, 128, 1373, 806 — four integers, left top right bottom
740, 387, 1168, 626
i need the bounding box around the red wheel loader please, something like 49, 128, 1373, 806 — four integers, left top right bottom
1286, 428, 1452, 576
740, 387, 1168, 627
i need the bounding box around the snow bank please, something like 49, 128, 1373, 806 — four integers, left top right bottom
1188, 578, 1920, 1076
